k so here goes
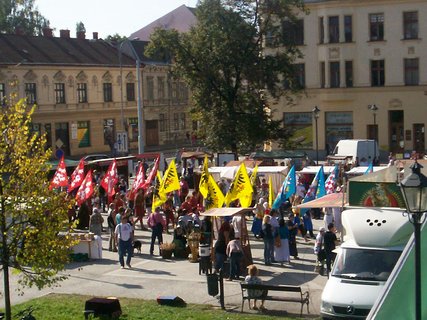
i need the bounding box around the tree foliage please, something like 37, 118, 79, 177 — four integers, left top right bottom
0, 94, 77, 319
105, 33, 127, 44
0, 0, 50, 36
145, 0, 306, 154
76, 21, 86, 33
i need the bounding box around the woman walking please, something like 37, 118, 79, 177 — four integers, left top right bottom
274, 218, 291, 265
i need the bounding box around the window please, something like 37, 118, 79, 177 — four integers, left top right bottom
295, 64, 305, 88
159, 114, 166, 132
370, 13, 384, 41
25, 83, 36, 105
179, 82, 188, 100
403, 12, 418, 39
325, 112, 353, 151
172, 82, 178, 100
330, 61, 340, 88
126, 83, 135, 101
77, 83, 87, 103
128, 118, 138, 142
146, 77, 154, 100
345, 61, 353, 87
103, 119, 115, 146
344, 15, 352, 42
404, 58, 419, 85
158, 77, 165, 100
173, 113, 179, 130
283, 112, 313, 149
320, 62, 325, 88
319, 17, 324, 44
328, 16, 339, 43
282, 19, 304, 45
180, 113, 186, 130
77, 121, 90, 148
0, 83, 5, 105
103, 83, 113, 102
55, 83, 65, 104
371, 60, 385, 86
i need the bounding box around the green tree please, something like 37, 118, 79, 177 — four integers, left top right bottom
145, 0, 306, 155
76, 21, 86, 33
105, 33, 127, 44
0, 95, 77, 320
0, 0, 50, 36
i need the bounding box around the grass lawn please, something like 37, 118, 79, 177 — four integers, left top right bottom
2, 293, 306, 319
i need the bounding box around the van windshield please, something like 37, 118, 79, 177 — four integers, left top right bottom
332, 248, 401, 281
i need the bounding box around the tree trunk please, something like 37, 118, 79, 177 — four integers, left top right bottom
1, 181, 11, 320
3, 264, 11, 320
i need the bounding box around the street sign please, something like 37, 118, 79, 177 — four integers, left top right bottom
116, 132, 128, 153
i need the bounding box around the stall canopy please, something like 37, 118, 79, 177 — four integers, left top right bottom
201, 207, 253, 217
346, 166, 386, 176
297, 192, 347, 208
298, 166, 337, 175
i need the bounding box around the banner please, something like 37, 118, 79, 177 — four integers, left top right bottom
225, 163, 253, 207
69, 158, 85, 192
76, 170, 94, 205
49, 156, 68, 190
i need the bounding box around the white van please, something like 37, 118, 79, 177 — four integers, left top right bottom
329, 139, 379, 164
320, 208, 412, 319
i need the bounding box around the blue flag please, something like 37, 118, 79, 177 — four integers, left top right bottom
364, 162, 374, 174
272, 165, 296, 209
316, 166, 326, 198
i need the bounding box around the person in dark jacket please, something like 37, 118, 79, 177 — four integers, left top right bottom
262, 215, 274, 265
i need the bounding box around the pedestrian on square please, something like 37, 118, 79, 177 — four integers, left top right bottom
261, 214, 274, 265
134, 188, 146, 230
274, 218, 290, 265
89, 200, 104, 236
226, 233, 243, 281
287, 213, 299, 260
107, 203, 117, 252
114, 215, 134, 269
148, 207, 166, 256
324, 222, 338, 276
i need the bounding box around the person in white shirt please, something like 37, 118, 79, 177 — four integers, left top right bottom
115, 215, 134, 269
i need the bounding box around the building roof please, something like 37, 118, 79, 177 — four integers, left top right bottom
130, 5, 197, 41
0, 33, 136, 68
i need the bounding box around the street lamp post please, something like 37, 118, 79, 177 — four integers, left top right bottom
119, 39, 144, 154
368, 104, 378, 163
312, 106, 320, 165
399, 161, 427, 320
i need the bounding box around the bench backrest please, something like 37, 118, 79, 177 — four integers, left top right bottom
240, 283, 302, 293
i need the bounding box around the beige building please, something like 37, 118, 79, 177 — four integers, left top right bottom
275, 0, 427, 160
0, 29, 192, 158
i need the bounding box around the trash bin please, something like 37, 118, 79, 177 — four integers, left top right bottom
206, 273, 219, 296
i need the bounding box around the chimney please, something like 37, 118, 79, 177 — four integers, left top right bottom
59, 29, 70, 38
92, 32, 98, 40
42, 27, 53, 37
76, 31, 86, 40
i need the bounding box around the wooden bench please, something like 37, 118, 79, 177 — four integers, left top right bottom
240, 283, 310, 316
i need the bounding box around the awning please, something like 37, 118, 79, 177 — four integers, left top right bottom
201, 207, 253, 217
297, 192, 346, 208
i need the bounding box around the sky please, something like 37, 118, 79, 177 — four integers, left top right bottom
35, 0, 199, 39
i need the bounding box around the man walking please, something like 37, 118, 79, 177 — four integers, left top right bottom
324, 222, 338, 276
115, 215, 134, 269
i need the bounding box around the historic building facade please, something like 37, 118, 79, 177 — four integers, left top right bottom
0, 29, 191, 158
274, 0, 427, 159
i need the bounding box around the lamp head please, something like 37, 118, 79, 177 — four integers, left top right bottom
312, 106, 320, 119
400, 161, 427, 213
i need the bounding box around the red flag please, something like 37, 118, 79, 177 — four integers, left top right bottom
130, 164, 146, 197
49, 156, 68, 190
101, 159, 118, 198
142, 157, 160, 189
75, 170, 94, 205
69, 158, 85, 192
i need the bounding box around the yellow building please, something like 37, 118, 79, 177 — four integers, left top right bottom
0, 29, 192, 158
275, 0, 427, 159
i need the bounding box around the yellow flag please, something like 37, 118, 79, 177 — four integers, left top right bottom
160, 159, 180, 194
205, 175, 225, 209
152, 171, 167, 211
250, 165, 259, 187
199, 156, 209, 198
225, 163, 253, 206
268, 175, 274, 208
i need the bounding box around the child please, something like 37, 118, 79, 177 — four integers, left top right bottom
245, 265, 267, 311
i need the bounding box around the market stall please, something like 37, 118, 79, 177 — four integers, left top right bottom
201, 207, 253, 269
